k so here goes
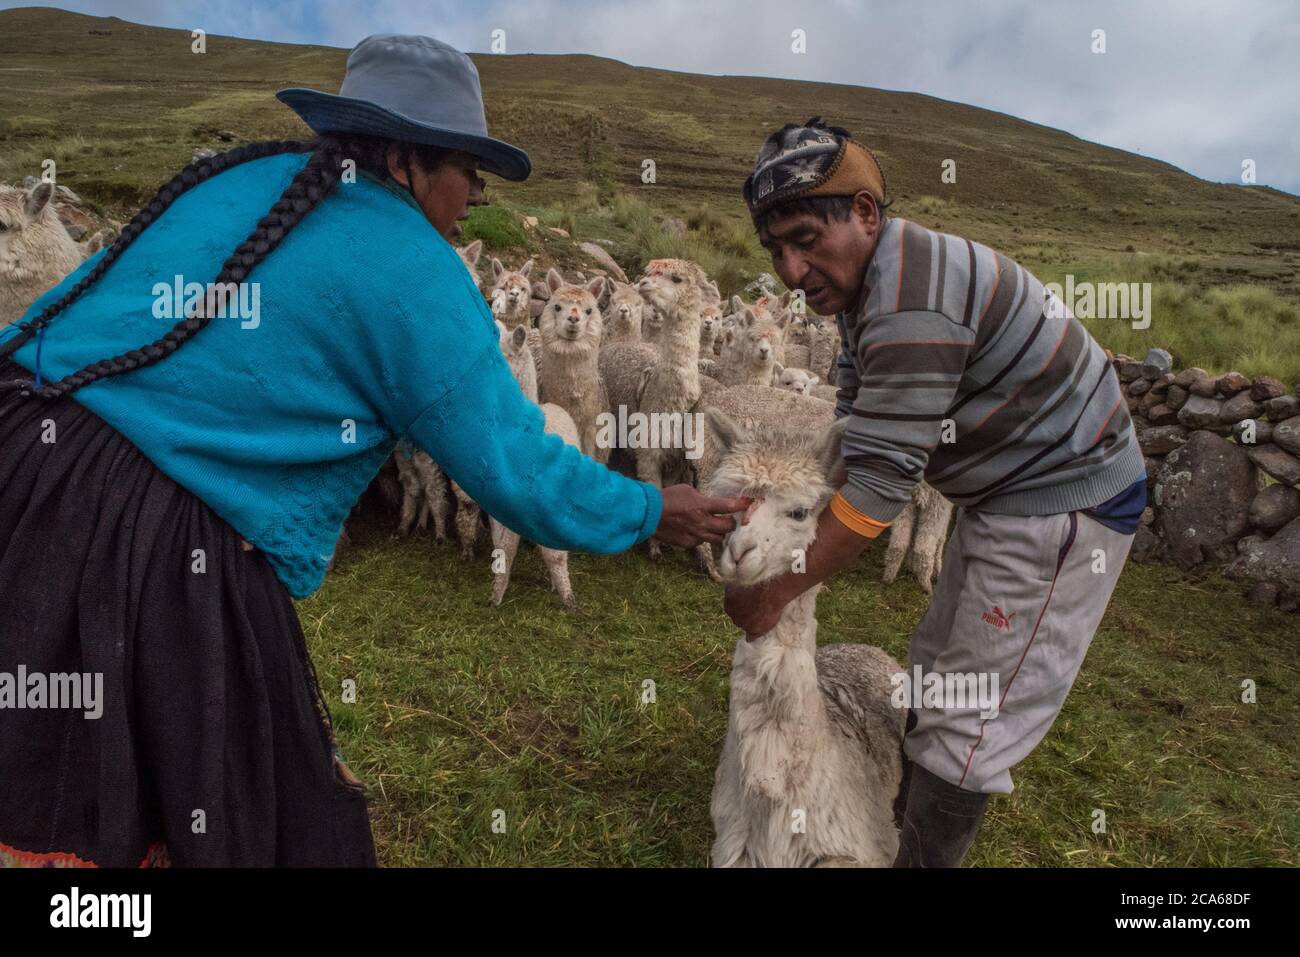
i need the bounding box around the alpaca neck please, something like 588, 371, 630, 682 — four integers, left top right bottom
733, 587, 825, 726
659, 299, 702, 380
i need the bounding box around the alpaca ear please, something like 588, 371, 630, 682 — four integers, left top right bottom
729, 295, 745, 316
512, 325, 528, 352
494, 319, 506, 340
705, 407, 747, 455
463, 239, 483, 266
588, 275, 609, 306
518, 258, 534, 279
546, 267, 565, 293
25, 182, 55, 219
819, 417, 851, 480
491, 257, 504, 279
809, 374, 820, 385
742, 308, 756, 328
779, 290, 793, 309
773, 362, 784, 378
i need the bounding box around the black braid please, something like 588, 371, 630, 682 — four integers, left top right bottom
1, 138, 346, 399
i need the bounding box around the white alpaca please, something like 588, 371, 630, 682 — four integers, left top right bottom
487, 256, 533, 329
773, 363, 839, 404
705, 409, 906, 867
697, 384, 953, 595
488, 321, 578, 609
0, 183, 88, 327
634, 258, 709, 567
602, 279, 645, 344
538, 268, 609, 462
719, 308, 786, 386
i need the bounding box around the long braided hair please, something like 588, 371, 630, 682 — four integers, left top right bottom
0, 133, 449, 400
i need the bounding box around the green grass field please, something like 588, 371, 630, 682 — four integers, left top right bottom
303, 514, 1299, 867
4, 7, 1299, 867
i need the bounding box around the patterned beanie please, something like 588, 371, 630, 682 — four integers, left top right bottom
742, 117, 888, 219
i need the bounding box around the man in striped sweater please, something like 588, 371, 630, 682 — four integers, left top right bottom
725, 119, 1147, 867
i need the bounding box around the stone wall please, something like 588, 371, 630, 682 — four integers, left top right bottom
1117, 348, 1300, 612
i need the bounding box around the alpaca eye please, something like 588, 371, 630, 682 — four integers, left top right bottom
788, 508, 810, 522
671, 275, 682, 283
585, 308, 592, 315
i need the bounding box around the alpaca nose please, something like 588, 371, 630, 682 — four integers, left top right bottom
728, 536, 756, 565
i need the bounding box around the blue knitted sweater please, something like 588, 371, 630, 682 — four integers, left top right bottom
3, 152, 662, 598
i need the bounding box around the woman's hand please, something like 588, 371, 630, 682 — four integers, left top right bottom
724, 578, 795, 640
653, 484, 752, 548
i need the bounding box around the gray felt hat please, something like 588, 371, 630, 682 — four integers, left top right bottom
277, 34, 531, 181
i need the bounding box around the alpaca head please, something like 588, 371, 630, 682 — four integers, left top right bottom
636, 258, 707, 318
540, 267, 605, 355
488, 257, 533, 326
773, 364, 820, 396
734, 308, 785, 369
604, 279, 645, 337
700, 302, 723, 347
0, 182, 79, 274
704, 409, 847, 587
457, 239, 484, 289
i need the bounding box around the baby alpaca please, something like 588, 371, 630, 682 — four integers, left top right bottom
773, 364, 839, 403
538, 268, 610, 462
705, 409, 905, 867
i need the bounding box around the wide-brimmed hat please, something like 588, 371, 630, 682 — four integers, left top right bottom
277, 34, 530, 181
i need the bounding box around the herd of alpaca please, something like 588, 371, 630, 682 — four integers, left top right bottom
382, 242, 954, 608
2, 185, 949, 866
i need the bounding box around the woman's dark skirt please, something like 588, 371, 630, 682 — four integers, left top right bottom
0, 357, 376, 866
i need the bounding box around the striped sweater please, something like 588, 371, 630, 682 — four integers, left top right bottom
828, 217, 1144, 537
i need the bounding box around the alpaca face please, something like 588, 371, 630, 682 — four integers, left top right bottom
774, 365, 819, 396
604, 281, 644, 336
704, 411, 847, 587
540, 268, 604, 352
489, 257, 533, 326
735, 308, 784, 367
636, 258, 705, 316
699, 304, 722, 346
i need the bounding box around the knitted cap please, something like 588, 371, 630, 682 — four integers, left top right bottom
743, 119, 887, 218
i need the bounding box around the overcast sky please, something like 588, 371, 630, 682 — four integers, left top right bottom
12, 0, 1299, 194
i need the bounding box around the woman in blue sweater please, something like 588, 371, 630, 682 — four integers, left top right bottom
0, 34, 747, 867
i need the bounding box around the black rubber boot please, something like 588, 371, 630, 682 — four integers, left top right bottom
892, 762, 991, 867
